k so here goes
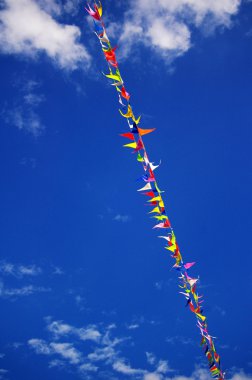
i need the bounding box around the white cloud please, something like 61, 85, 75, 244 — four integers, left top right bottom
50, 343, 81, 364
146, 352, 156, 365
0, 0, 90, 70
230, 372, 252, 380
28, 339, 52, 355
0, 262, 42, 278
62, 0, 81, 16
113, 214, 131, 222
113, 0, 241, 61
0, 282, 50, 298
28, 339, 82, 364
29, 318, 252, 380
213, 305, 226, 316
87, 345, 117, 363
166, 335, 194, 345
113, 360, 145, 375
144, 374, 162, 380
79, 362, 98, 373
2, 78, 45, 136
47, 319, 101, 342
53, 267, 64, 275
30, 318, 139, 377
4, 107, 44, 137
0, 368, 8, 380
156, 360, 171, 374
127, 323, 140, 330
146, 352, 173, 375
164, 368, 252, 380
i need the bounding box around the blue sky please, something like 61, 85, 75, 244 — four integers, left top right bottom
0, 1, 251, 379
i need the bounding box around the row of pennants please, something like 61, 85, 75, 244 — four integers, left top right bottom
86, 2, 225, 379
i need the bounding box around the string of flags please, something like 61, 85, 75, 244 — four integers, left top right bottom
86, 2, 225, 379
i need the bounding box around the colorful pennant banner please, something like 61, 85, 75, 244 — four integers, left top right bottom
86, 2, 225, 379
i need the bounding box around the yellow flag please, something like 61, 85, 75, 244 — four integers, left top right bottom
171, 232, 176, 245
119, 105, 133, 119
153, 215, 168, 221
159, 200, 164, 208
193, 293, 199, 303
97, 1, 102, 17
123, 142, 137, 149
165, 245, 176, 253
196, 313, 206, 322
148, 207, 161, 214
133, 115, 141, 124
148, 196, 161, 203
105, 73, 121, 82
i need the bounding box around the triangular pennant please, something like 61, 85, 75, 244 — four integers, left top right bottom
93, 20, 104, 34
96, 1, 103, 17
184, 262, 196, 270
149, 207, 161, 214
133, 139, 144, 152
123, 142, 137, 149
142, 191, 155, 197
131, 123, 139, 134
165, 244, 176, 252
148, 196, 161, 203
158, 235, 171, 241
149, 161, 161, 171
152, 215, 168, 221
120, 132, 134, 140
138, 128, 156, 136
119, 105, 133, 119
85, 4, 101, 20
137, 153, 144, 162
159, 200, 164, 208
121, 86, 130, 100
118, 94, 126, 106
111, 81, 123, 87
137, 183, 152, 192
132, 114, 141, 124
105, 71, 121, 82
153, 222, 168, 229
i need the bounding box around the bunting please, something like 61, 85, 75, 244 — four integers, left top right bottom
86, 3, 225, 379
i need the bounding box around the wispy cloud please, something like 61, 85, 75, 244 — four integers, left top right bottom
28, 318, 175, 379
113, 214, 131, 223
52, 266, 64, 275
0, 282, 50, 299
0, 369, 8, 380
163, 367, 252, 380
46, 318, 101, 343
113, 360, 145, 375
109, 0, 241, 62
0, 0, 90, 70
213, 305, 226, 317
0, 262, 42, 278
0, 260, 62, 299
126, 323, 140, 330
28, 339, 82, 364
28, 317, 252, 380
3, 107, 44, 137
166, 335, 194, 346
2, 79, 45, 136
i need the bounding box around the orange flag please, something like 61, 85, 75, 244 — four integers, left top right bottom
138, 128, 156, 136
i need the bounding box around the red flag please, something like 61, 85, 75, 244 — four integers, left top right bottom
121, 87, 130, 101
133, 139, 144, 152
120, 133, 134, 140
142, 191, 155, 197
